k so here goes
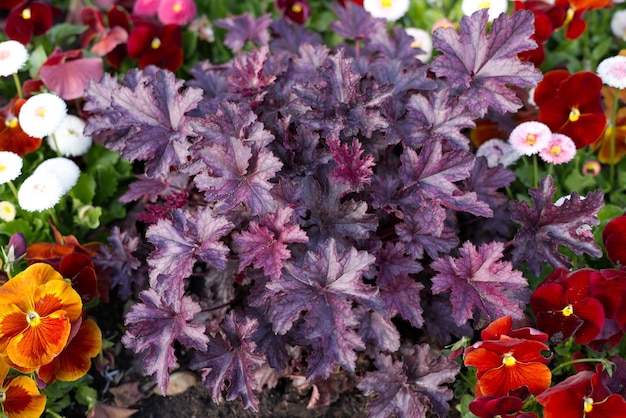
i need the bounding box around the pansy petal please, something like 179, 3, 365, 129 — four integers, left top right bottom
54, 319, 102, 382
7, 311, 71, 369
571, 297, 605, 344
464, 347, 506, 378
33, 278, 83, 321
0, 263, 65, 310
0, 305, 28, 352
2, 375, 46, 418
477, 361, 551, 396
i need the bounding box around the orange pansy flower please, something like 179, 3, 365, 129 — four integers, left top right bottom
0, 358, 46, 418
0, 263, 82, 370
464, 336, 552, 397
38, 318, 102, 384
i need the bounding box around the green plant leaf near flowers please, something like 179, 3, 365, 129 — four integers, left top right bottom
1, 0, 626, 417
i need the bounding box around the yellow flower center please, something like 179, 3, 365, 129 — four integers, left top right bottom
292, 4, 303, 13
525, 133, 537, 146
26, 311, 40, 326
172, 1, 182, 12
562, 304, 574, 317
478, 0, 492, 8
584, 397, 594, 413
6, 116, 18, 129
22, 7, 31, 20
502, 352, 517, 367
381, 0, 392, 7
151, 37, 162, 49
550, 145, 562, 156
569, 107, 581, 122
0, 165, 5, 172
35, 106, 47, 119
0, 51, 9, 60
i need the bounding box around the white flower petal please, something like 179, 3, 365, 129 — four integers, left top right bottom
34, 157, 80, 194
597, 56, 626, 90
0, 40, 29, 77
18, 93, 67, 139
18, 172, 63, 212
461, 0, 509, 21
0, 151, 23, 184
363, 0, 410, 22
0, 201, 16, 222
48, 114, 93, 156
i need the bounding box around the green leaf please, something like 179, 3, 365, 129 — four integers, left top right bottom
76, 385, 99, 410
28, 44, 48, 78
45, 23, 88, 46
71, 173, 97, 204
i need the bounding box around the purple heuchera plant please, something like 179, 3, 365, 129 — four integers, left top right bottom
86, 7, 604, 415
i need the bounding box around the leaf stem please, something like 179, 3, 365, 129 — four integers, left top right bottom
609, 88, 619, 190
12, 73, 23, 99
551, 357, 614, 376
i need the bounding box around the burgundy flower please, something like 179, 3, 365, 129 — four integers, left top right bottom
534, 70, 607, 149
470, 395, 538, 418
275, 0, 311, 25
479, 315, 549, 343
80, 6, 130, 70
536, 365, 626, 418
127, 21, 183, 72
58, 252, 99, 305
603, 215, 626, 266
5, 1, 57, 45
530, 268, 605, 344
337, 0, 364, 5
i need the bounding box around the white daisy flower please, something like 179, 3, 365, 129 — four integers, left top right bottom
0, 201, 16, 222
0, 40, 29, 77
476, 138, 521, 167
0, 151, 22, 185
461, 0, 509, 21
33, 157, 80, 194
18, 93, 67, 139
48, 114, 93, 156
18, 172, 63, 212
611, 9, 626, 41
363, 0, 410, 22
597, 55, 626, 90
404, 28, 433, 63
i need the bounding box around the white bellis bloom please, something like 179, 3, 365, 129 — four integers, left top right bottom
0, 201, 16, 222
48, 114, 93, 156
18, 172, 63, 212
34, 157, 80, 194
597, 56, 626, 89
405, 28, 433, 63
476, 139, 521, 168
611, 9, 626, 41
363, 0, 410, 22
0, 151, 23, 184
18, 93, 67, 139
461, 0, 509, 21
0, 40, 29, 77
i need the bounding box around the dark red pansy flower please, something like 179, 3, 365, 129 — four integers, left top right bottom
5, 1, 58, 45
534, 70, 607, 149
127, 21, 183, 72
464, 336, 552, 397
337, 0, 364, 6
275, 0, 311, 25
530, 268, 605, 344
480, 315, 549, 343
603, 215, 626, 266
58, 252, 99, 305
0, 98, 42, 156
537, 365, 626, 418
469, 395, 538, 418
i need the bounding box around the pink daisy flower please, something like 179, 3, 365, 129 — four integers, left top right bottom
508, 121, 552, 156
539, 133, 577, 165
597, 56, 626, 89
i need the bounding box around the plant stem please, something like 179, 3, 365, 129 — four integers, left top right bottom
533, 153, 539, 188
610, 89, 620, 190
551, 357, 614, 375
7, 181, 18, 201
12, 73, 23, 99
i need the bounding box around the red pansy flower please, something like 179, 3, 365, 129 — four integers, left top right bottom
603, 215, 626, 266
127, 21, 183, 72
0, 98, 42, 156
534, 70, 607, 149
58, 252, 99, 305
338, 0, 364, 6
537, 365, 626, 418
530, 268, 605, 344
464, 336, 552, 397
480, 315, 549, 343
469, 395, 538, 418
275, 0, 311, 24
5, 1, 57, 45
38, 48, 104, 101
